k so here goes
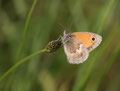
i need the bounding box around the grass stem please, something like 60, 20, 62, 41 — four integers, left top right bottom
16, 0, 38, 61
0, 49, 48, 84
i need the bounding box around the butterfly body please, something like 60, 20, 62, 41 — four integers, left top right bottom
62, 30, 102, 64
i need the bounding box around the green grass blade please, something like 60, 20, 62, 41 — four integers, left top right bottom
0, 49, 47, 83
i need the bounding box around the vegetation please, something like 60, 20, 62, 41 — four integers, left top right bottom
0, 0, 120, 91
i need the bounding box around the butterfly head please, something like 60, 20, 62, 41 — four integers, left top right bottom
62, 30, 75, 45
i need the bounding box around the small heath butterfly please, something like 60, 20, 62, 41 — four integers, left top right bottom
62, 30, 102, 64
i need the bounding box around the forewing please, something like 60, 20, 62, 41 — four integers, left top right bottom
73, 32, 102, 52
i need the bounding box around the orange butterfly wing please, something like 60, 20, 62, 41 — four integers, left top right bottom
73, 32, 95, 48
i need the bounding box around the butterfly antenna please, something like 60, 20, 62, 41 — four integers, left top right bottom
68, 21, 74, 31
58, 24, 67, 30
58, 23, 70, 34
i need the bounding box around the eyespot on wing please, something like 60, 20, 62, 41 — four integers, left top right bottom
73, 32, 102, 52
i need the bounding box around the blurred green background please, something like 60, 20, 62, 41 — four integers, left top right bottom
0, 0, 120, 91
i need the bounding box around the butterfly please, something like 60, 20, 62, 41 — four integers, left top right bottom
62, 30, 102, 64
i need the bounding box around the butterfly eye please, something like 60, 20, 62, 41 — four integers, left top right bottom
92, 37, 96, 41
68, 34, 73, 38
